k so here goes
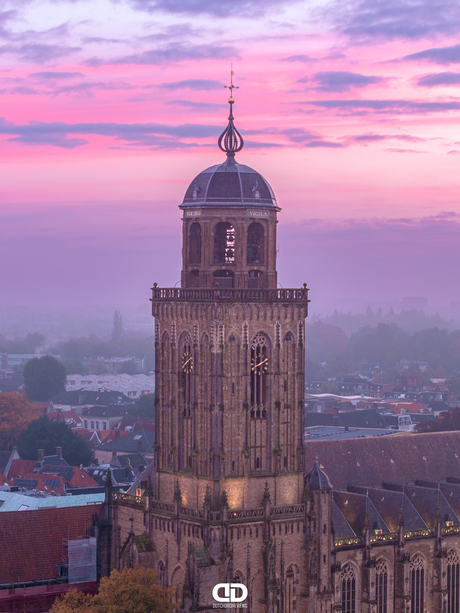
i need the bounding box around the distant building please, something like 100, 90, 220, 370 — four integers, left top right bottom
66, 373, 155, 399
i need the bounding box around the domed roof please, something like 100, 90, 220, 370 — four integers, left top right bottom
180, 94, 278, 210
181, 160, 277, 209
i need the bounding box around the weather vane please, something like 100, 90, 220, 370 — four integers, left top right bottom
224, 64, 239, 104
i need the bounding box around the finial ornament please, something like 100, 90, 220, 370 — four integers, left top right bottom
218, 66, 244, 160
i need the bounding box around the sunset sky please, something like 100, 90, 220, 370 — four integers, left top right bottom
2, 0, 460, 315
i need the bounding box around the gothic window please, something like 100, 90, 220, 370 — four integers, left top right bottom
189, 222, 201, 264
285, 565, 298, 613
250, 334, 268, 410
175, 584, 184, 605
448, 549, 460, 613
180, 333, 193, 413
214, 221, 235, 263
247, 222, 264, 264
213, 270, 234, 288
341, 564, 356, 613
157, 561, 166, 589
376, 559, 388, 613
410, 555, 425, 613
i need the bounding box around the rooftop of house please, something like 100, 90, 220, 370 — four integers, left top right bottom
0, 504, 103, 583
0, 490, 105, 512
305, 430, 460, 490
97, 428, 155, 454
50, 390, 133, 407
305, 426, 395, 441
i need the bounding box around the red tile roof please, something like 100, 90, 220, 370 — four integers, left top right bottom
7, 459, 37, 480
0, 505, 103, 583
0, 471, 12, 487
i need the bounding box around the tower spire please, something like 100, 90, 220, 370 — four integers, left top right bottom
218, 66, 244, 161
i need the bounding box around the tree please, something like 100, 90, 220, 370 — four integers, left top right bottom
50, 568, 176, 613
0, 393, 40, 450
112, 310, 123, 343
23, 355, 66, 401
133, 394, 155, 419
16, 416, 93, 466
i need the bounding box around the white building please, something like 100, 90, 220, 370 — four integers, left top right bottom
66, 373, 155, 399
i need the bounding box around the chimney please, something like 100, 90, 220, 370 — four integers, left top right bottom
38, 449, 44, 463
137, 439, 143, 452
56, 446, 63, 459
115, 430, 120, 439
138, 464, 145, 475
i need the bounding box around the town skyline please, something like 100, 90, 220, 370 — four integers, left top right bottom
2, 0, 460, 314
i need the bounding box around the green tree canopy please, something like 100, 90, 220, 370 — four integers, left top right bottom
50, 567, 176, 613
133, 394, 155, 419
0, 393, 40, 451
23, 355, 66, 401
16, 416, 93, 466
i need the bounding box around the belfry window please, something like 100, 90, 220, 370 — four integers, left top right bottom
213, 270, 234, 289
376, 559, 388, 613
341, 564, 356, 613
447, 549, 460, 613
189, 222, 201, 264
214, 222, 235, 263
247, 222, 264, 264
250, 334, 268, 410
410, 555, 425, 613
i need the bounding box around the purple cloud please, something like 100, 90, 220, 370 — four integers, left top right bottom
384, 148, 427, 153
332, 0, 460, 41
416, 71, 460, 86
0, 117, 221, 149
0, 42, 80, 63
30, 71, 84, 80
403, 42, 460, 65
300, 99, 460, 115
85, 43, 237, 66
159, 78, 222, 90
301, 71, 385, 92
127, 0, 295, 17
347, 133, 425, 143
280, 54, 318, 63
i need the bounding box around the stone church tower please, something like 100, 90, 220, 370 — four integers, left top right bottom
113, 91, 314, 613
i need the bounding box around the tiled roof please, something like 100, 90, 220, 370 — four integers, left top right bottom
0, 504, 103, 583
7, 459, 37, 480
305, 431, 460, 490
97, 429, 154, 453
0, 490, 105, 512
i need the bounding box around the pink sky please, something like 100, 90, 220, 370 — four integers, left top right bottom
2, 0, 460, 315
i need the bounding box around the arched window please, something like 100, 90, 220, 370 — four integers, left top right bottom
448, 549, 460, 613
189, 222, 201, 264
214, 222, 235, 263
180, 334, 193, 415
247, 222, 264, 264
376, 559, 388, 613
410, 555, 425, 613
285, 565, 299, 613
158, 561, 166, 589
341, 564, 356, 613
213, 270, 234, 288
250, 334, 268, 410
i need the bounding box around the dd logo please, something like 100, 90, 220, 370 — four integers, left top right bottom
212, 583, 248, 603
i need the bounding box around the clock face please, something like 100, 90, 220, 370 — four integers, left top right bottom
182, 350, 194, 373
251, 356, 268, 375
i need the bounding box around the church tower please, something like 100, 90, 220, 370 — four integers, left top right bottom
152, 88, 309, 508
118, 81, 313, 612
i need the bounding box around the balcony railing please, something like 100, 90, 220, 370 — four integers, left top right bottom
151, 286, 309, 304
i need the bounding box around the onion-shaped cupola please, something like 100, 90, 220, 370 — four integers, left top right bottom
180, 84, 278, 210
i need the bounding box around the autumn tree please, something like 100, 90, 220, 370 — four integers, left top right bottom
0, 393, 40, 450
50, 567, 176, 613
23, 355, 66, 401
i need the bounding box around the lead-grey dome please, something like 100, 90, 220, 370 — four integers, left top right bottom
180, 96, 278, 210
181, 159, 278, 209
